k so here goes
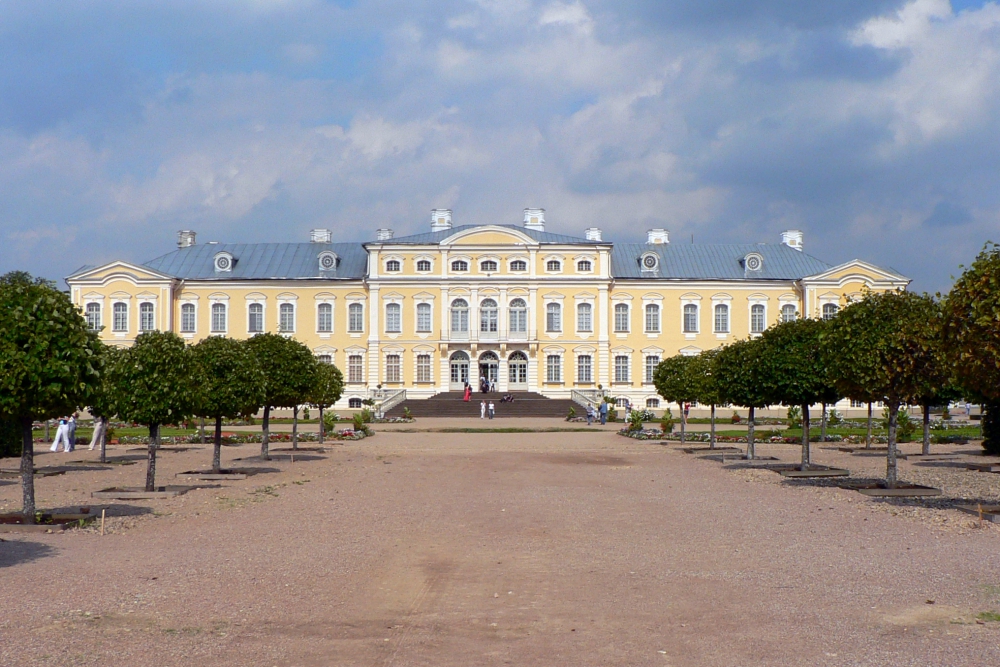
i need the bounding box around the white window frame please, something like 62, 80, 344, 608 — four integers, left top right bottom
210, 301, 228, 333
385, 353, 402, 383
450, 298, 470, 334
384, 258, 402, 273
180, 302, 197, 334
247, 300, 265, 334
821, 302, 840, 321
415, 258, 433, 273
645, 355, 660, 384
450, 259, 470, 272
781, 303, 797, 323
614, 302, 630, 333
546, 302, 562, 333
317, 301, 334, 333
577, 354, 592, 383
749, 302, 767, 334
479, 259, 499, 273
112, 301, 129, 333
416, 353, 433, 383
385, 302, 402, 334
576, 301, 593, 333
84, 301, 103, 331
509, 258, 528, 273
545, 354, 562, 383
645, 303, 662, 333
416, 301, 433, 333
138, 301, 156, 332
480, 298, 499, 333
614, 354, 631, 384
278, 301, 296, 333
347, 353, 365, 384
508, 298, 527, 334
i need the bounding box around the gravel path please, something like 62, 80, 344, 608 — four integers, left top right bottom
1, 430, 999, 666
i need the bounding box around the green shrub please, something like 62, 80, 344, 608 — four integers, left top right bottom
786, 406, 801, 429
828, 408, 842, 425
660, 408, 675, 433
303, 407, 310, 421
627, 409, 644, 432
403, 406, 412, 419
360, 408, 373, 423
0, 418, 21, 458
352, 413, 364, 432
567, 406, 576, 421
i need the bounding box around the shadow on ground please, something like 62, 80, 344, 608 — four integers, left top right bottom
0, 540, 57, 568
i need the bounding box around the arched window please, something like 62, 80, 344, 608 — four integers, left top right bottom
85, 303, 101, 331
509, 298, 527, 333
480, 298, 498, 333
349, 397, 363, 408
385, 354, 401, 382
750, 304, 765, 333
317, 303, 332, 332
113, 302, 128, 332
451, 260, 469, 272
682, 304, 697, 333
546, 303, 561, 332
279, 302, 295, 332
822, 303, 839, 320
416, 259, 432, 272
480, 260, 498, 272
139, 302, 155, 332
317, 354, 332, 364
348, 356, 363, 383
211, 303, 227, 332
546, 260, 561, 272
615, 355, 630, 383
781, 304, 797, 323
416, 354, 432, 382
614, 303, 629, 332
510, 259, 527, 272
416, 303, 432, 332
577, 355, 592, 382
577, 260, 592, 272
385, 303, 401, 333
180, 303, 196, 333
714, 304, 729, 333
646, 398, 660, 408
248, 303, 264, 333
646, 303, 662, 333
577, 303, 592, 332
451, 298, 469, 332
348, 303, 364, 332
385, 259, 401, 272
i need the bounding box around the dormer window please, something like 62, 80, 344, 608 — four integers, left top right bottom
416, 259, 432, 272
451, 260, 469, 272
510, 259, 527, 272
640, 252, 659, 272
480, 260, 498, 272
318, 251, 338, 272
214, 251, 234, 273
744, 253, 763, 272
546, 260, 561, 272
385, 259, 401, 272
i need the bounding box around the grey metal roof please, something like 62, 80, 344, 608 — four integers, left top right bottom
383, 224, 594, 245
141, 243, 368, 280
610, 243, 832, 280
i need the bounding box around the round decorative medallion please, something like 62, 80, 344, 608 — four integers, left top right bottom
215, 255, 231, 271
320, 254, 336, 270
745, 253, 763, 271
642, 254, 658, 270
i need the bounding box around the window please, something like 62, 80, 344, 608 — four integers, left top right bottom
279, 303, 295, 332
577, 303, 592, 332
348, 355, 364, 383
385, 303, 401, 333
180, 304, 195, 333
781, 304, 797, 322
349, 397, 363, 409
480, 299, 498, 333
822, 303, 839, 320
113, 302, 128, 332
416, 354, 432, 382
614, 303, 629, 332
85, 303, 101, 331
850, 399, 864, 408
546, 260, 561, 272
318, 354, 332, 364
645, 355, 660, 383
317, 303, 332, 332
386, 354, 401, 382
577, 260, 592, 272
249, 303, 264, 333
615, 355, 630, 383
510, 259, 527, 272
480, 260, 498, 272
385, 259, 401, 272
546, 355, 561, 382
451, 299, 469, 332
577, 355, 592, 383
416, 259, 432, 272
211, 303, 227, 332
750, 304, 765, 333
682, 304, 698, 333
546, 303, 561, 332
714, 304, 729, 333
509, 298, 527, 333
348, 303, 364, 332
646, 304, 661, 333
646, 398, 660, 408
139, 302, 154, 332
451, 260, 469, 272
416, 303, 432, 332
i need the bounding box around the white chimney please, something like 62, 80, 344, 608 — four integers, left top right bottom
585, 227, 602, 241
523, 208, 545, 231
376, 228, 394, 241
177, 230, 196, 248
781, 229, 803, 251
310, 229, 333, 243
647, 229, 669, 244
430, 209, 453, 232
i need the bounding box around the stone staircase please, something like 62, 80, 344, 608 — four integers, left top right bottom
385, 391, 577, 419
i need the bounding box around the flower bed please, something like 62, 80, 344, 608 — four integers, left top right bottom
371, 417, 414, 424
617, 428, 665, 440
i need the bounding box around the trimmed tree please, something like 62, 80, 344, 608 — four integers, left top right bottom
191, 337, 265, 473
114, 331, 198, 491
712, 338, 770, 460
942, 243, 1000, 456
653, 355, 701, 444
246, 333, 317, 459
87, 343, 123, 464
693, 350, 724, 449
309, 362, 345, 444
825, 290, 942, 487
0, 272, 102, 522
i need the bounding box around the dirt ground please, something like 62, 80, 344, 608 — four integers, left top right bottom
2, 422, 1000, 666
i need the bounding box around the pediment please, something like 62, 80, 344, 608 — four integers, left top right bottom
804, 259, 909, 285
441, 226, 537, 246
66, 260, 173, 284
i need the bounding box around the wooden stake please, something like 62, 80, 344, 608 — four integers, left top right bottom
100, 509, 106, 536
978, 503, 984, 529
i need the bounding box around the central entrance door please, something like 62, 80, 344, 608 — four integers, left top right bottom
478, 351, 499, 389
449, 351, 470, 390
507, 351, 528, 390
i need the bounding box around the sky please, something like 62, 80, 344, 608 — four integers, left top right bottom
1, 0, 998, 293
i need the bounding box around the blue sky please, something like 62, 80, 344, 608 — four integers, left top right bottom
1, 0, 998, 292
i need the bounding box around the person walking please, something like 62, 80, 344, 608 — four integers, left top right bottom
488, 401, 495, 420
66, 413, 78, 452
599, 400, 608, 425
89, 418, 105, 450
480, 400, 486, 419
586, 404, 594, 426
49, 417, 69, 452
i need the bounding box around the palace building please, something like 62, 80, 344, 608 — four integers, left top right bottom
67, 208, 908, 411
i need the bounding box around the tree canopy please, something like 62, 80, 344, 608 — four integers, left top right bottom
712, 337, 770, 459
246, 333, 318, 458
309, 362, 345, 411
653, 354, 703, 442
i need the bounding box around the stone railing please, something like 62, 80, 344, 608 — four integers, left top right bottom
376, 389, 407, 418
571, 389, 602, 410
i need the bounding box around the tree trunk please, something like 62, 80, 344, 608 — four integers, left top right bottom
982, 401, 1000, 456
922, 403, 931, 456
709, 404, 716, 450
680, 402, 686, 445
213, 416, 223, 473
886, 401, 899, 489
100, 416, 108, 464
199, 417, 206, 444
261, 406, 271, 460
44, 420, 50, 445
866, 402, 873, 449
319, 406, 325, 444
747, 406, 756, 460
801, 404, 811, 470
820, 403, 827, 442
145, 423, 159, 492
20, 417, 35, 523
292, 406, 299, 450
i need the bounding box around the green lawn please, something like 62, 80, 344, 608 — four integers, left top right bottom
709, 426, 981, 439
33, 426, 199, 441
